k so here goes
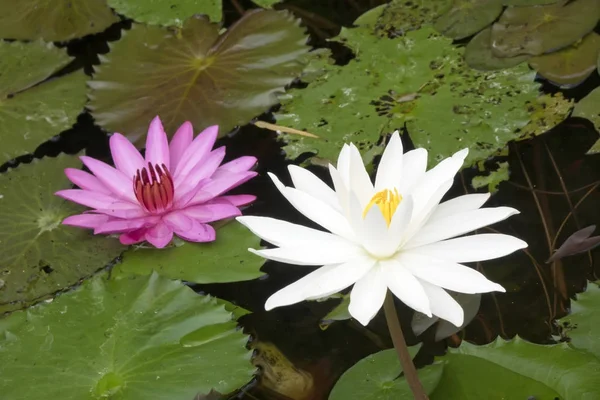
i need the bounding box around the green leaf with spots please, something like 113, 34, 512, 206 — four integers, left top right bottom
0, 272, 255, 399
0, 0, 118, 41
559, 282, 600, 358
108, 0, 221, 26
519, 93, 573, 137
434, 0, 503, 40
431, 337, 600, 399
89, 10, 309, 147
0, 155, 123, 314
113, 222, 265, 283
573, 87, 600, 156
465, 28, 530, 71
490, 0, 600, 57
329, 345, 444, 399
471, 161, 509, 193
0, 41, 87, 163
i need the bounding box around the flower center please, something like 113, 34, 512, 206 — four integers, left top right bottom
363, 188, 402, 226
133, 163, 174, 214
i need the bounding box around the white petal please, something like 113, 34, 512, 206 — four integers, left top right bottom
431, 193, 490, 220
398, 252, 505, 294
380, 196, 413, 256
236, 216, 350, 248
419, 280, 464, 327
348, 194, 392, 258
402, 179, 453, 243
265, 256, 376, 310
250, 240, 363, 266
337, 144, 351, 186
348, 265, 388, 326
409, 234, 527, 263
398, 148, 428, 194
288, 165, 341, 212
269, 172, 356, 241
329, 164, 350, 216
405, 206, 520, 249
375, 131, 403, 191
383, 259, 432, 317
348, 143, 374, 207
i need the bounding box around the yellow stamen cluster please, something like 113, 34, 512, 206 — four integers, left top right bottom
363, 188, 402, 226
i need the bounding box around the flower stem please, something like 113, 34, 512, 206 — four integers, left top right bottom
383, 291, 429, 400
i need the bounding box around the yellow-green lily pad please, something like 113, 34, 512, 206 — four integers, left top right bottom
108, 0, 221, 26
573, 86, 600, 154
465, 27, 530, 71
434, 0, 504, 40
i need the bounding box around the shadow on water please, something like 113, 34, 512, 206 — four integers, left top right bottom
4, 0, 600, 399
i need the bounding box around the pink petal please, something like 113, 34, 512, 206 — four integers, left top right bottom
109, 133, 145, 179
145, 222, 173, 248
182, 202, 241, 223
63, 213, 109, 229
187, 171, 257, 206
64, 168, 111, 194
80, 156, 136, 203
174, 125, 219, 179
174, 218, 216, 243
163, 210, 194, 232
214, 156, 257, 176
120, 228, 147, 245
94, 216, 157, 234
57, 189, 133, 210
220, 194, 256, 207
169, 121, 193, 172
174, 147, 226, 200
145, 116, 170, 168
94, 206, 147, 219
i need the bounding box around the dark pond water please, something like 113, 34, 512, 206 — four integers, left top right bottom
3, 1, 600, 399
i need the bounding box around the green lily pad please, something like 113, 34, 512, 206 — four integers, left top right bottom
275, 5, 539, 167
434, 0, 503, 40
586, 139, 600, 155
559, 282, 600, 358
319, 294, 351, 330
253, 0, 281, 7
431, 336, 600, 399
490, 0, 600, 57
465, 28, 530, 71
108, 0, 221, 26
0, 155, 123, 314
0, 41, 87, 163
0, 272, 255, 399
519, 92, 574, 137
89, 10, 309, 146
329, 345, 444, 399
0, 0, 118, 41
529, 32, 600, 87
503, 0, 560, 4
113, 222, 265, 283
573, 87, 600, 151
471, 161, 509, 193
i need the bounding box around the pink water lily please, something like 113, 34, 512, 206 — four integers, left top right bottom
56, 116, 257, 248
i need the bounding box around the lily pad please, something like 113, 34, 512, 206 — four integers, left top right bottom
108, 0, 221, 26
0, 155, 123, 314
319, 294, 351, 330
586, 139, 600, 155
573, 87, 600, 144
253, 0, 281, 7
89, 10, 309, 146
490, 0, 600, 57
559, 282, 600, 358
0, 41, 87, 163
431, 336, 600, 399
503, 0, 560, 4
0, 272, 255, 399
0, 0, 118, 41
519, 92, 573, 137
434, 0, 503, 40
529, 32, 600, 87
465, 28, 530, 71
113, 222, 265, 283
329, 345, 444, 399
471, 162, 509, 193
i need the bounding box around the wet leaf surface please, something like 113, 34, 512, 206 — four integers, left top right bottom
490, 0, 600, 57
465, 28, 530, 71
0, 155, 123, 314
0, 41, 87, 163
89, 10, 309, 146
0, 0, 118, 41
434, 0, 503, 40
547, 225, 600, 263
108, 0, 221, 26
0, 272, 255, 399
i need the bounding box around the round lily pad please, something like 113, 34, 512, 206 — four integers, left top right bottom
89, 10, 309, 146
490, 0, 600, 57
113, 222, 265, 283
108, 0, 221, 26
0, 155, 123, 314
0, 41, 87, 163
465, 27, 530, 71
434, 0, 504, 40
529, 32, 600, 87
0, 272, 255, 399
0, 0, 118, 41
573, 87, 600, 132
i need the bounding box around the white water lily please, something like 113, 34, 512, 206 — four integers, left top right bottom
237, 132, 527, 327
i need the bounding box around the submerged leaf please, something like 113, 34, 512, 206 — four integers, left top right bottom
434, 0, 503, 40
108, 0, 221, 26
412, 293, 481, 341
471, 162, 509, 193
547, 225, 600, 263
490, 0, 600, 57
465, 28, 530, 71
559, 282, 600, 358
0, 155, 123, 313
0, 41, 87, 163
89, 10, 309, 146
0, 273, 255, 399
0, 0, 118, 41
